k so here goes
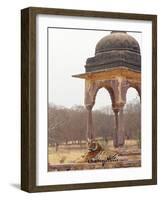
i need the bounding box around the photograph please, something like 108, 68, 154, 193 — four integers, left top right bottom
48, 28, 141, 172
21, 7, 157, 192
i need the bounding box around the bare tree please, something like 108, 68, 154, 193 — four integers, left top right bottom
48, 101, 141, 147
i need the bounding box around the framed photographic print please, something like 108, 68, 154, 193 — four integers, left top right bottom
21, 7, 157, 192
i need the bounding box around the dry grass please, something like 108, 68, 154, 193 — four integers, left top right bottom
48, 139, 140, 165
48, 146, 87, 164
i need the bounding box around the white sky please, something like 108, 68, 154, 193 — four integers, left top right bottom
48, 28, 141, 110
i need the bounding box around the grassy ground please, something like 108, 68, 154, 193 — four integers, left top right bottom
48, 139, 140, 165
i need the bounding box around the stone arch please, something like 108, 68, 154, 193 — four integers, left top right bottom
125, 86, 141, 105
84, 79, 117, 142
126, 85, 141, 104
93, 85, 115, 108
121, 80, 141, 105
84, 80, 116, 107
129, 81, 141, 97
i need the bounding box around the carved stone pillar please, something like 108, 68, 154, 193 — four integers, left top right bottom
86, 104, 95, 142
113, 105, 125, 148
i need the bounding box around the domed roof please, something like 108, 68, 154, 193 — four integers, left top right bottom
95, 31, 140, 55
85, 31, 141, 73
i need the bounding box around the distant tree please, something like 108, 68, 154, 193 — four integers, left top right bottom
124, 100, 141, 140
48, 100, 141, 147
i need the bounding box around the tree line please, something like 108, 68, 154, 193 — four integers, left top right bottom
48, 101, 141, 146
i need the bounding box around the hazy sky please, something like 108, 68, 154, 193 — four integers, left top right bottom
48, 28, 141, 110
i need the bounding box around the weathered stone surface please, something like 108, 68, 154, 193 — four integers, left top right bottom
95, 31, 140, 54
72, 32, 141, 148
83, 71, 141, 147
85, 31, 141, 73
48, 148, 141, 171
